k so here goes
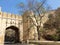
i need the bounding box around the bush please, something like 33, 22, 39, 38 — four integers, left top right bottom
43, 34, 59, 41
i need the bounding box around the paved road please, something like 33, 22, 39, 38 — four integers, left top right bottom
3, 43, 60, 45
1, 41, 60, 45
4, 44, 35, 45
29, 41, 60, 45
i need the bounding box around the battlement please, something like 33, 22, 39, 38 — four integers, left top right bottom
0, 12, 22, 20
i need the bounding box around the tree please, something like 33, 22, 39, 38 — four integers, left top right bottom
43, 8, 60, 41
18, 0, 50, 40
54, 8, 60, 41
55, 8, 60, 29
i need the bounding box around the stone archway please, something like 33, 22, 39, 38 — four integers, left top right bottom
4, 26, 20, 44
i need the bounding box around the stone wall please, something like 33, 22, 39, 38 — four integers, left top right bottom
0, 12, 23, 44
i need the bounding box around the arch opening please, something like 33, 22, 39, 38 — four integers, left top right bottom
4, 26, 20, 44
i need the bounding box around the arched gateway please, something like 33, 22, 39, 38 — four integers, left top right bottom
4, 26, 20, 44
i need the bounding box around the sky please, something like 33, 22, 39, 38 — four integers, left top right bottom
0, 0, 60, 15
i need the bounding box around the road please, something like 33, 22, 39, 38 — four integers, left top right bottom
1, 41, 60, 45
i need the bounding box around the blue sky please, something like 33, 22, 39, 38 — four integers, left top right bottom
0, 0, 60, 15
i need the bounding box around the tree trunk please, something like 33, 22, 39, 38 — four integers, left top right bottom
37, 26, 40, 40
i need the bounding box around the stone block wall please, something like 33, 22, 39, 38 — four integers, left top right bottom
0, 12, 23, 44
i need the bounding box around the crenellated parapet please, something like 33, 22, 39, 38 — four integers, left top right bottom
0, 12, 22, 20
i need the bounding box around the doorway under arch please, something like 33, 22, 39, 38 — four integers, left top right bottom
4, 26, 20, 44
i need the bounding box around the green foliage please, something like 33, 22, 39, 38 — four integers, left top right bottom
51, 34, 58, 41
57, 28, 60, 33
43, 34, 59, 41
56, 28, 60, 41
39, 27, 44, 32
5, 29, 16, 43
6, 29, 15, 37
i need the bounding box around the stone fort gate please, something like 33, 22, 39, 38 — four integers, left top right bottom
0, 10, 51, 45
0, 12, 23, 44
